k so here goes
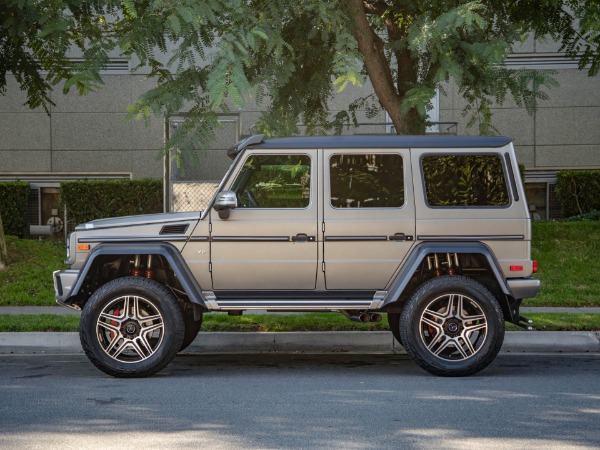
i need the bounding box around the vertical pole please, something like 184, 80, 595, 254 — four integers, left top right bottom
163, 117, 170, 213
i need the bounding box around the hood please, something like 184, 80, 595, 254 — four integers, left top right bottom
75, 211, 201, 231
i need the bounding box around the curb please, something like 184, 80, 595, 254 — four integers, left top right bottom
1, 331, 599, 355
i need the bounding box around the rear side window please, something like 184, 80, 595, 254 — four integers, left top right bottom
422, 154, 509, 207
329, 153, 404, 208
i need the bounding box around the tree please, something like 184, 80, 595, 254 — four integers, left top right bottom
1, 1, 598, 144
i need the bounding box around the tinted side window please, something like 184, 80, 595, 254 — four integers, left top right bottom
330, 154, 404, 208
231, 154, 310, 208
422, 154, 509, 207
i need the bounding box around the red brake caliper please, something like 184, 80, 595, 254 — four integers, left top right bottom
109, 307, 120, 341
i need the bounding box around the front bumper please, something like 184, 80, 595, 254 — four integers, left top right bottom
507, 277, 541, 299
53, 270, 80, 309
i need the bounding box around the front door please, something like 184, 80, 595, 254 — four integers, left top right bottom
210, 150, 318, 290
322, 148, 415, 289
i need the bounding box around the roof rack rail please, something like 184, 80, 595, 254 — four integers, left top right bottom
227, 134, 265, 159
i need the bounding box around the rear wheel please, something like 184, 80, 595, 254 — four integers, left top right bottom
399, 276, 504, 377
80, 277, 184, 378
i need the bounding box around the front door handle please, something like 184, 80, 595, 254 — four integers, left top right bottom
292, 233, 316, 242
389, 233, 413, 241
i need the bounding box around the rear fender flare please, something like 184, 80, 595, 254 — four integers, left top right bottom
383, 241, 510, 308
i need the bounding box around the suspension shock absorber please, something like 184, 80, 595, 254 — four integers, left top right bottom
427, 254, 443, 277
130, 255, 142, 277
145, 254, 155, 279
446, 253, 456, 275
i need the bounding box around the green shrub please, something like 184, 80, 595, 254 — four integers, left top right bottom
61, 179, 163, 225
0, 182, 30, 236
555, 170, 600, 217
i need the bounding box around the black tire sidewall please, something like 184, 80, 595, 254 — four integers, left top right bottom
400, 276, 505, 376
80, 277, 184, 377
179, 305, 202, 352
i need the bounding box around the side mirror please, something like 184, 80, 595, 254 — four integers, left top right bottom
213, 190, 238, 219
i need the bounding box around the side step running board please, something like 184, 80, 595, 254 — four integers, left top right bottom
202, 291, 387, 311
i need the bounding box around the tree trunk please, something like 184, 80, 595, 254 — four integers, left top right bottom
348, 0, 405, 133
0, 213, 7, 270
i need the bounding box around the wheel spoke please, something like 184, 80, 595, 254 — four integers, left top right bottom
421, 315, 444, 331
426, 331, 446, 354
98, 320, 120, 335
130, 338, 151, 359
95, 294, 165, 364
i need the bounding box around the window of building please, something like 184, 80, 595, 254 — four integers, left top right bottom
231, 154, 311, 208
422, 154, 509, 207
329, 153, 404, 208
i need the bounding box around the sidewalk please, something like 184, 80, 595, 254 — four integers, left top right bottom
0, 306, 599, 355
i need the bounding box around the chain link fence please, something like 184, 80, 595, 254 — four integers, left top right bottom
171, 181, 220, 212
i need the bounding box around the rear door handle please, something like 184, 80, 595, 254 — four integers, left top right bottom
389, 233, 413, 241
292, 233, 316, 242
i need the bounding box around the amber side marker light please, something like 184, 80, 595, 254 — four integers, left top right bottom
77, 244, 90, 251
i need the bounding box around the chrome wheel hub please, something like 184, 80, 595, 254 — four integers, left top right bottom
96, 295, 164, 363
419, 293, 488, 361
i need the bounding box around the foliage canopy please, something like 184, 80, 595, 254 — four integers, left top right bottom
1, 0, 598, 147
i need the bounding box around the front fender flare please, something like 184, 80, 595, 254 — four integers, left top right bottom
65, 242, 207, 307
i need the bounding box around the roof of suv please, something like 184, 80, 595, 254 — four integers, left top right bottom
228, 134, 512, 157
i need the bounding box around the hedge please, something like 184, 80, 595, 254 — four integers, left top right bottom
555, 170, 600, 217
0, 182, 30, 236
60, 179, 163, 225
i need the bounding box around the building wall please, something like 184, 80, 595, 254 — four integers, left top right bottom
1, 42, 599, 221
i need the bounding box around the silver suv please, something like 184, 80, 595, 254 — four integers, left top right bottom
54, 134, 540, 377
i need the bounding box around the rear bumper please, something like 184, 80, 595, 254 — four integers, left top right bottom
53, 270, 80, 308
507, 277, 541, 299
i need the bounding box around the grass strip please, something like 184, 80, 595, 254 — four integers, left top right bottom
1, 313, 599, 333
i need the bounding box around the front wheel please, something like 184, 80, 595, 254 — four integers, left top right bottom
80, 277, 184, 378
399, 276, 504, 377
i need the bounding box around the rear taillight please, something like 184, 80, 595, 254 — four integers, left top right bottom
533, 260, 538, 274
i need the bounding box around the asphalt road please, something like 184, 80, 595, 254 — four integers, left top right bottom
1, 353, 599, 449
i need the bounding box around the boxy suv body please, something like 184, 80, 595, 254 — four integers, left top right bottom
54, 134, 540, 377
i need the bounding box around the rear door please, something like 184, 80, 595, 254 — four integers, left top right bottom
322, 148, 415, 289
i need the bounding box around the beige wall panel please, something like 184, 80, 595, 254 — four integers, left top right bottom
543, 70, 600, 107
536, 145, 600, 167
0, 150, 51, 171
52, 150, 132, 173
130, 119, 164, 150
536, 107, 600, 145
52, 76, 133, 113
131, 150, 163, 178
0, 113, 51, 150
0, 77, 48, 113
52, 113, 132, 150
514, 145, 535, 167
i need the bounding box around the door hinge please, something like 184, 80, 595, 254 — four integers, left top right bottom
209, 223, 212, 233
322, 262, 326, 272
209, 262, 212, 272
322, 222, 325, 233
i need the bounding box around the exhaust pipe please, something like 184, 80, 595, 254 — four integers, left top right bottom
341, 311, 381, 323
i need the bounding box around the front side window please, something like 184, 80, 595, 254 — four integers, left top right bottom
231, 154, 311, 208
329, 153, 404, 208
422, 154, 509, 207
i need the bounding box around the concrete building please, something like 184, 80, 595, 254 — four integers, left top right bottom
1, 36, 599, 234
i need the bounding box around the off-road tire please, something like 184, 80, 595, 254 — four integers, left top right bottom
387, 312, 403, 347
179, 304, 202, 351
399, 275, 504, 377
80, 277, 184, 378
